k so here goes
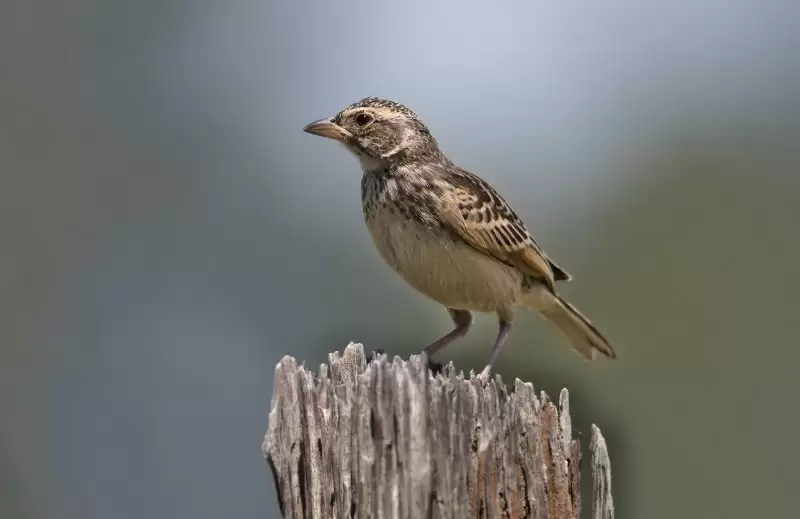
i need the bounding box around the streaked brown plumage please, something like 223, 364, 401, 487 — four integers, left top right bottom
304, 97, 616, 380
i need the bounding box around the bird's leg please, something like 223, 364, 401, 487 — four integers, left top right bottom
423, 309, 472, 371
478, 314, 513, 382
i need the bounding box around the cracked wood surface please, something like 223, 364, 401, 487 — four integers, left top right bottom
264, 342, 614, 519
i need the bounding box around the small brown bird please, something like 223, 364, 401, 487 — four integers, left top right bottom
304, 97, 616, 380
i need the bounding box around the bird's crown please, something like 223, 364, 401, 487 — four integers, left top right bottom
332, 97, 420, 125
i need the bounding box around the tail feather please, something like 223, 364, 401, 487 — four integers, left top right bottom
537, 294, 616, 360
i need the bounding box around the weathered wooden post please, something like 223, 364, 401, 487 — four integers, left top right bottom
264, 342, 614, 518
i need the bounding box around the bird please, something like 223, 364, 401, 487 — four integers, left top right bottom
303, 97, 616, 380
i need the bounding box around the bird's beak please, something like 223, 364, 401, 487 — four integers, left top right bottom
302, 118, 352, 142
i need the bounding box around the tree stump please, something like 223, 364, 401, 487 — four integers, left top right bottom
263, 342, 614, 518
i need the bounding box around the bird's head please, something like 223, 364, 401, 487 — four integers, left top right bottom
303, 97, 442, 170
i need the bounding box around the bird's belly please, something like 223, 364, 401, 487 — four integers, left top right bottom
364, 213, 522, 311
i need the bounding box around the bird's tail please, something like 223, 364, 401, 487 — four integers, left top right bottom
525, 291, 616, 360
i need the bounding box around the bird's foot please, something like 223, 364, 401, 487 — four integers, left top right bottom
476, 365, 493, 384
365, 349, 386, 364
426, 358, 445, 377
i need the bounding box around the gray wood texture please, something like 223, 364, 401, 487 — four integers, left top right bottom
264, 342, 614, 519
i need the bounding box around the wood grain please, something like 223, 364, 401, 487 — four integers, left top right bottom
263, 343, 614, 519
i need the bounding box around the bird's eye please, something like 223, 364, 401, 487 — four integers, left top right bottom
354, 113, 373, 127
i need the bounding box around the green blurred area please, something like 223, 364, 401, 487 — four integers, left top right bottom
2, 1, 799, 518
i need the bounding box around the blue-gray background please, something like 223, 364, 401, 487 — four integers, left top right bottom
2, 1, 799, 517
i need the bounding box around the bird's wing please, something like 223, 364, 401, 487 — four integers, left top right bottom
437, 167, 571, 292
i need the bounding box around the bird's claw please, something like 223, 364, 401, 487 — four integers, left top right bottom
426, 358, 445, 377
366, 349, 386, 364
476, 365, 493, 385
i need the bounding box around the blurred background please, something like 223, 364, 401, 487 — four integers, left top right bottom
2, 0, 799, 517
